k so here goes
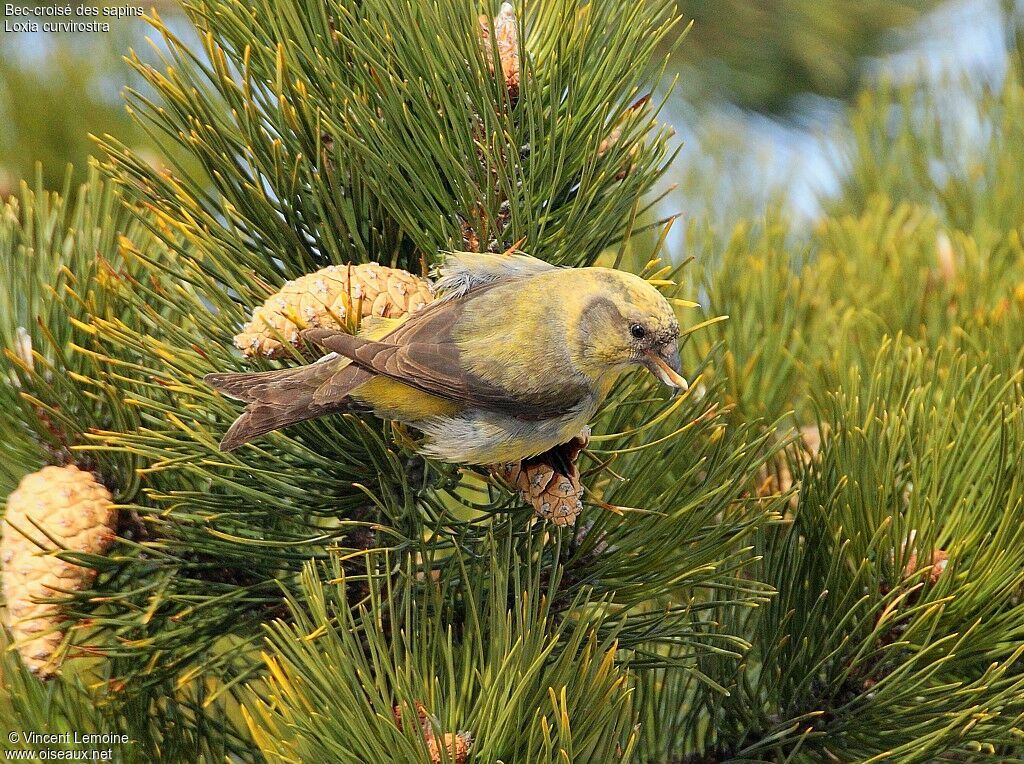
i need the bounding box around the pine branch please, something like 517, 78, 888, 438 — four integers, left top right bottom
244, 542, 638, 763
636, 343, 1024, 761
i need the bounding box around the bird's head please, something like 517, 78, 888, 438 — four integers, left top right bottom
570, 268, 688, 392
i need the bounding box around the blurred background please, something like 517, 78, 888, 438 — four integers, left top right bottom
0, 0, 1021, 223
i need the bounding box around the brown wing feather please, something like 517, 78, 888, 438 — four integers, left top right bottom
302, 297, 587, 421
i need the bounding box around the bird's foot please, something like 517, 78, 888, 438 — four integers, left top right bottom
496, 428, 590, 526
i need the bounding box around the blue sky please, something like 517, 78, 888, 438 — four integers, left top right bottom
664, 0, 1013, 224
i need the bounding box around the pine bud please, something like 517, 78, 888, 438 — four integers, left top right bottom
480, 2, 520, 100
935, 231, 956, 283
1, 466, 117, 678
234, 263, 434, 358
597, 95, 652, 179
7, 326, 33, 387
14, 326, 33, 371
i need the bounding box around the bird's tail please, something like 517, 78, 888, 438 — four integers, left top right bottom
205, 357, 370, 451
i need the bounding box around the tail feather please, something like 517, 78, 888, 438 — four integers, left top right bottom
205, 360, 333, 404
205, 358, 372, 451
218, 400, 342, 451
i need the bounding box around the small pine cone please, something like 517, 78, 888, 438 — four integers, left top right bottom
393, 700, 430, 733
234, 263, 434, 358
1, 466, 117, 678
428, 732, 472, 764
499, 461, 583, 526
903, 548, 949, 585
497, 429, 589, 527
394, 701, 472, 764
480, 2, 520, 100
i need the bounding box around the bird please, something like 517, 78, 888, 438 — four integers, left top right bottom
205, 250, 688, 464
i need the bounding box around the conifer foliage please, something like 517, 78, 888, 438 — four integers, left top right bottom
3, 1, 1024, 762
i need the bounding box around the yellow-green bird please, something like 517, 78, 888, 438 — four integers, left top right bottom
206, 251, 687, 463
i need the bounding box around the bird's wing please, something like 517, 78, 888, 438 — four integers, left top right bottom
303, 296, 587, 421
431, 250, 559, 301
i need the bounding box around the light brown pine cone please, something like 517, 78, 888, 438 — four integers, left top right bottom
394, 701, 473, 764
497, 429, 590, 526
427, 732, 472, 764
234, 263, 434, 358
903, 548, 949, 585
1, 465, 117, 678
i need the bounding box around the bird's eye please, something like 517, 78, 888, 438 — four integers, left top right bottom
630, 323, 646, 340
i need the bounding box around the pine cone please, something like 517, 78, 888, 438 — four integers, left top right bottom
497, 429, 589, 527
234, 263, 434, 358
480, 2, 520, 100
1, 466, 117, 678
903, 547, 949, 585
394, 701, 472, 764
428, 732, 472, 764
